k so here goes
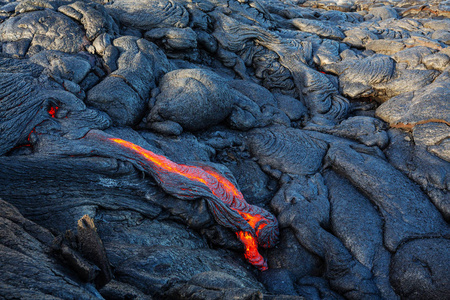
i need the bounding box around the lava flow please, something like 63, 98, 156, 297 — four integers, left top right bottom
101, 135, 279, 270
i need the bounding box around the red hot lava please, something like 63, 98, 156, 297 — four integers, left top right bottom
48, 106, 59, 118
103, 136, 279, 270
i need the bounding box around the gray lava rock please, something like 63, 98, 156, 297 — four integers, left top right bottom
30, 50, 93, 83
266, 229, 322, 281
112, 246, 262, 296
228, 79, 291, 128
247, 126, 328, 176
1, 0, 450, 298
228, 79, 277, 108
105, 0, 189, 30
94, 208, 264, 297
0, 9, 86, 57
324, 170, 397, 299
224, 159, 275, 205
376, 81, 450, 127
258, 268, 298, 295
144, 27, 197, 51
140, 131, 213, 164
343, 28, 378, 48
369, 5, 399, 20
164, 271, 263, 300
0, 155, 163, 232
314, 39, 341, 66
385, 128, 450, 221
365, 39, 406, 55
323, 54, 395, 99
423, 52, 450, 71
422, 19, 450, 31
58, 0, 119, 41
390, 238, 450, 300
270, 175, 381, 299
431, 30, 450, 45
87, 37, 172, 126
147, 68, 236, 132
87, 76, 146, 126
291, 18, 345, 40
326, 143, 450, 252
375, 68, 440, 99
100, 280, 151, 300
147, 68, 284, 134
391, 46, 434, 68
262, 40, 350, 122
0, 56, 89, 155
274, 93, 308, 121
0, 198, 99, 299
305, 116, 389, 149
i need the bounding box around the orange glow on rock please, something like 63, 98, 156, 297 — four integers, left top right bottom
27, 129, 35, 142
106, 136, 278, 270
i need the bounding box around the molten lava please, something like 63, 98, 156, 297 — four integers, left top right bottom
48, 106, 59, 118
105, 136, 278, 270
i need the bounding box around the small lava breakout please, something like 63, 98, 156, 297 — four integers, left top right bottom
100, 135, 279, 270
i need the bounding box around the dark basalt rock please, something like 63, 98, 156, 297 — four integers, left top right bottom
261, 39, 350, 123
0, 198, 100, 299
87, 36, 173, 126
164, 271, 265, 300
325, 143, 450, 252
258, 268, 298, 296
365, 39, 406, 55
390, 238, 450, 300
270, 175, 381, 299
274, 93, 308, 122
247, 126, 328, 176
374, 68, 440, 99
147, 68, 237, 132
266, 228, 322, 281
391, 46, 434, 68
112, 246, 262, 296
145, 27, 198, 51
1, 0, 450, 298
0, 56, 90, 156
385, 128, 450, 222
324, 170, 397, 300
423, 52, 450, 71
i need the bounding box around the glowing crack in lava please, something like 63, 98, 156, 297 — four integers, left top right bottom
91, 133, 279, 270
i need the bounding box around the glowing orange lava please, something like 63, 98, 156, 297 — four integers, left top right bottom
107, 137, 277, 270
48, 106, 59, 118
237, 231, 267, 271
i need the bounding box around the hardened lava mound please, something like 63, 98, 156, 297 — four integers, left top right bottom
0, 0, 449, 299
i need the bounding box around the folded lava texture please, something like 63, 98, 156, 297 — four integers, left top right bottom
93, 131, 279, 271
0, 0, 449, 299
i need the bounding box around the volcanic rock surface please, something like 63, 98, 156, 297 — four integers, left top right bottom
0, 0, 449, 299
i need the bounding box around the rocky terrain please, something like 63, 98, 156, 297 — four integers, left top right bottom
0, 0, 449, 299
